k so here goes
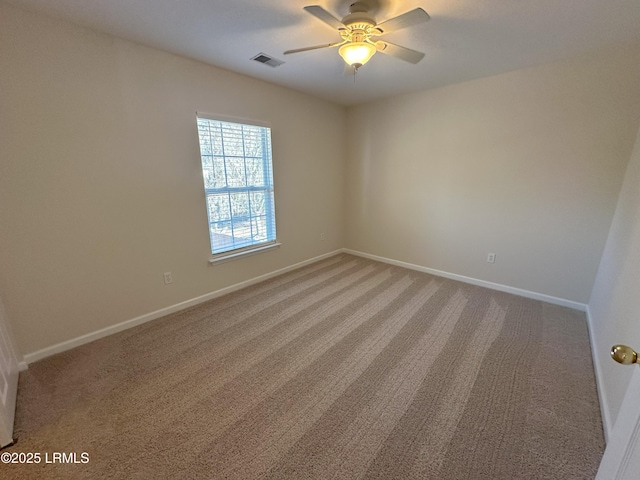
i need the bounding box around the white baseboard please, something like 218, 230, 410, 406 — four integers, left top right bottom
17, 361, 28, 372
343, 249, 588, 312
23, 248, 588, 365
23, 250, 343, 365
585, 305, 611, 443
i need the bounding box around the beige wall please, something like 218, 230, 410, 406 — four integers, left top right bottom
3, 2, 640, 363
0, 4, 346, 356
345, 47, 640, 304
588, 122, 640, 434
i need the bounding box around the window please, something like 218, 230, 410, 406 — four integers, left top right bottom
196, 115, 277, 260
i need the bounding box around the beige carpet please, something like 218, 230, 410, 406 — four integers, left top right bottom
4, 254, 604, 479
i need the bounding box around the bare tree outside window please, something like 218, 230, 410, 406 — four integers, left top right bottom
196, 117, 277, 256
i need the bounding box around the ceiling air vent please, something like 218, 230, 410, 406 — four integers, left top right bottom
251, 53, 284, 68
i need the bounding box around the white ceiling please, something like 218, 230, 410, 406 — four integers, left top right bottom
5, 0, 640, 106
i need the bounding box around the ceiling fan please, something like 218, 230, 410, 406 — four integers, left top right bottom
284, 2, 430, 71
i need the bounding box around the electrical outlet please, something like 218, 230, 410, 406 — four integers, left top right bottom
487, 253, 496, 264
320, 232, 326, 241
163, 272, 173, 284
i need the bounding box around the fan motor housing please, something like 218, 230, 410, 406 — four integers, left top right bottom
342, 13, 375, 29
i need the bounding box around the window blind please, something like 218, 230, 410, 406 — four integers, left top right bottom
196, 117, 277, 256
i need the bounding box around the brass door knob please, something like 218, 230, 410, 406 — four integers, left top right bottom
611, 345, 639, 365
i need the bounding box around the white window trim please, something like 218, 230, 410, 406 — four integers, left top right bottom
197, 112, 278, 263
208, 241, 281, 265
196, 112, 271, 129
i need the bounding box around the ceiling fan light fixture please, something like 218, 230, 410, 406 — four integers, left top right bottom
338, 42, 376, 67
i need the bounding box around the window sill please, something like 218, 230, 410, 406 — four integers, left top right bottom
208, 242, 281, 265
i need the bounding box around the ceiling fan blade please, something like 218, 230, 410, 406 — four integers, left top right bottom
303, 5, 345, 30
375, 8, 430, 35
375, 41, 425, 64
284, 41, 345, 55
